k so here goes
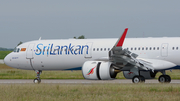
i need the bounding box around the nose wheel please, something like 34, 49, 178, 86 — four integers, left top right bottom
33, 70, 42, 84
33, 78, 41, 84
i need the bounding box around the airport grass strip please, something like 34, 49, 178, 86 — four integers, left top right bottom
0, 64, 180, 79
0, 51, 11, 59
0, 83, 179, 101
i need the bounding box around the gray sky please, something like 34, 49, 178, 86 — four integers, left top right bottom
1, 0, 180, 48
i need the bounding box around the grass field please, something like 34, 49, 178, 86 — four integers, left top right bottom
0, 64, 180, 80
0, 51, 11, 59
1, 64, 180, 101
0, 83, 180, 101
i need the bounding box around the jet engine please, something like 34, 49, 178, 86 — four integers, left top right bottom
82, 61, 120, 80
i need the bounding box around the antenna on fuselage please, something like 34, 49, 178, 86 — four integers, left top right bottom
39, 37, 41, 40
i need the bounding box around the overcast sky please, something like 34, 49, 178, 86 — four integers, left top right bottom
0, 0, 180, 48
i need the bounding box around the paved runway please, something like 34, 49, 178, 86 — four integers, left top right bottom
0, 79, 180, 84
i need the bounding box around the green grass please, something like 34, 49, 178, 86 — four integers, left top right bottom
0, 64, 180, 79
0, 84, 180, 101
0, 51, 12, 59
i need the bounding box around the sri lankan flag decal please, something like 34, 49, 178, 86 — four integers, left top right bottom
87, 66, 96, 75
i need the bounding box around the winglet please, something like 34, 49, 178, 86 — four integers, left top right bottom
115, 28, 128, 47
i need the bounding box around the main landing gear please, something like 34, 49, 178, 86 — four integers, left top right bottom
132, 75, 145, 83
132, 70, 171, 83
158, 71, 171, 83
33, 70, 42, 84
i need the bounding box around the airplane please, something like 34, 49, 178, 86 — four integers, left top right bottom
4, 28, 180, 84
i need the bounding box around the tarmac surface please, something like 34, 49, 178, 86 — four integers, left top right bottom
0, 79, 180, 84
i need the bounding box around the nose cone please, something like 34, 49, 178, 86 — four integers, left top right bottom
4, 53, 12, 67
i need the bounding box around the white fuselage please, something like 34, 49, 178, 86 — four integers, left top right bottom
4, 37, 180, 71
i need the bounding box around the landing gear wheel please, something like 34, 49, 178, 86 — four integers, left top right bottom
158, 75, 166, 83
132, 75, 145, 83
158, 75, 171, 83
139, 76, 145, 83
165, 75, 171, 83
132, 76, 140, 83
33, 78, 41, 84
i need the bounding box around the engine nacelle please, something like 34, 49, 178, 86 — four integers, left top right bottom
82, 61, 118, 80
123, 71, 157, 79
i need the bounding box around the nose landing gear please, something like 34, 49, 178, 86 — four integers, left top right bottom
33, 70, 42, 84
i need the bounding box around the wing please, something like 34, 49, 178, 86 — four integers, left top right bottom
109, 28, 154, 71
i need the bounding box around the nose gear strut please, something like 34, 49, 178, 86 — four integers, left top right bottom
33, 70, 42, 84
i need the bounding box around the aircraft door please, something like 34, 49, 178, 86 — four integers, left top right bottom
161, 43, 168, 57
84, 42, 93, 58
26, 43, 35, 59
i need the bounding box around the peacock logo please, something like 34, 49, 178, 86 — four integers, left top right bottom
87, 66, 96, 75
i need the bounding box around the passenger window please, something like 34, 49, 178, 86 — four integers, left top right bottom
150, 47, 152, 50
97, 48, 99, 51
176, 47, 178, 50
138, 47, 140, 50
157, 47, 159, 50
172, 47, 174, 50
93, 48, 95, 51
131, 48, 133, 50
101, 48, 103, 51
153, 47, 155, 50
146, 47, 148, 50
134, 48, 136, 50
104, 48, 106, 51
108, 48, 110, 51
142, 47, 144, 50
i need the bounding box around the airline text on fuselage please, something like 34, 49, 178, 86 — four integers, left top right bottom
35, 43, 89, 55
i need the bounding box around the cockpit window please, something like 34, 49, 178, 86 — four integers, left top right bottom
17, 48, 20, 52
13, 48, 21, 53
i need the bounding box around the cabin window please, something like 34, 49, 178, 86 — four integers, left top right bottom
108, 48, 110, 51
176, 47, 178, 50
153, 47, 155, 50
142, 47, 144, 50
138, 47, 140, 50
172, 47, 174, 50
97, 48, 99, 51
146, 47, 148, 50
157, 47, 159, 50
93, 48, 95, 51
134, 48, 136, 50
131, 48, 133, 50
149, 47, 152, 50
104, 48, 106, 51
100, 48, 103, 51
